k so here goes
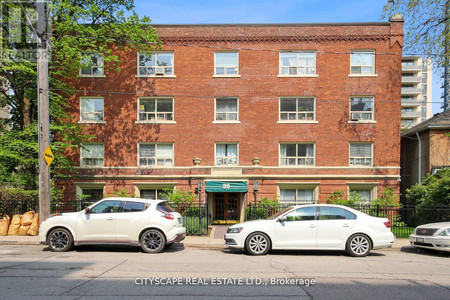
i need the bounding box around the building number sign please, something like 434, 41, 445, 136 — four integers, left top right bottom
223, 183, 231, 189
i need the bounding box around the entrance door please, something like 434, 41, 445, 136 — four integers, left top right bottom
214, 192, 240, 223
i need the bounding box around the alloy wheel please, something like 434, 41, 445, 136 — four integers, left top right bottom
248, 234, 269, 255
349, 235, 370, 256
141, 230, 165, 253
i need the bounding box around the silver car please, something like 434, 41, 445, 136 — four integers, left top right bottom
409, 222, 450, 252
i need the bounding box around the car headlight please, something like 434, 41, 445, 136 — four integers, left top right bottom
439, 229, 450, 236
227, 227, 243, 234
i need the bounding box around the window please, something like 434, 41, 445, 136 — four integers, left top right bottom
280, 188, 315, 204
215, 52, 238, 75
402, 60, 414, 66
401, 107, 414, 112
138, 52, 174, 76
284, 207, 317, 222
215, 98, 238, 121
80, 97, 104, 122
138, 144, 173, 167
80, 53, 104, 75
81, 144, 104, 167
349, 143, 373, 166
280, 143, 315, 166
401, 119, 414, 127
279, 97, 315, 121
350, 97, 374, 121
90, 200, 121, 214
319, 207, 356, 220
349, 189, 372, 204
402, 96, 415, 101
279, 52, 316, 75
140, 189, 170, 200
123, 201, 147, 212
138, 98, 173, 122
215, 143, 238, 166
350, 50, 375, 74
80, 189, 103, 202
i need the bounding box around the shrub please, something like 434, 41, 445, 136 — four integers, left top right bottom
163, 188, 196, 215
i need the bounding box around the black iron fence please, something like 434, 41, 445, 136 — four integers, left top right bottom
2, 197, 449, 238
245, 203, 450, 238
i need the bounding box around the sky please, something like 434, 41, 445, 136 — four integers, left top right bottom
134, 0, 444, 115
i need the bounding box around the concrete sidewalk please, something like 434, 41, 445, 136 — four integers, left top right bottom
0, 234, 411, 250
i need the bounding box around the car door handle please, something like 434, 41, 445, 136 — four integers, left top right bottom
106, 217, 114, 221
343, 224, 349, 227
309, 224, 316, 228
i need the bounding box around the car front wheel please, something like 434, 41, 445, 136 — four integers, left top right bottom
346, 234, 371, 257
246, 232, 270, 255
140, 229, 166, 253
47, 228, 73, 252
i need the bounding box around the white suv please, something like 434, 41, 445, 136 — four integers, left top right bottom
39, 198, 186, 253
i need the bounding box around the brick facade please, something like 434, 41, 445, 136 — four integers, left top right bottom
58, 20, 403, 221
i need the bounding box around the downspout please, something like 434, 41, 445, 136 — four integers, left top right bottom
415, 132, 422, 183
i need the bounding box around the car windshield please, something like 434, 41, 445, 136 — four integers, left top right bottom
266, 207, 293, 220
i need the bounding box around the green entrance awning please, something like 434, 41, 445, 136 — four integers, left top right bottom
205, 181, 248, 193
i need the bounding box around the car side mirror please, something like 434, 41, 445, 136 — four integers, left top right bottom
84, 207, 90, 214
278, 216, 287, 223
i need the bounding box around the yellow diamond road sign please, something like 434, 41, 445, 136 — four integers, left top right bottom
43, 146, 54, 166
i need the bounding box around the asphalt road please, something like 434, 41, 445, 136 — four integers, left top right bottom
0, 244, 448, 299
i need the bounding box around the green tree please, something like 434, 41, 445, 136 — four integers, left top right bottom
325, 191, 365, 206
383, 0, 449, 69
0, 1, 160, 190
405, 168, 450, 206
372, 187, 399, 206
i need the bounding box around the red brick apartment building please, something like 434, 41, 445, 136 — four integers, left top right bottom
58, 15, 404, 222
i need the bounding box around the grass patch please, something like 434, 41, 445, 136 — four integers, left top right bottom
392, 226, 415, 238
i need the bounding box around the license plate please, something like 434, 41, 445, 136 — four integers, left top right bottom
416, 237, 424, 243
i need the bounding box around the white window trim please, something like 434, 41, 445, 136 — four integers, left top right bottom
213, 51, 240, 77
80, 143, 104, 168
277, 96, 317, 123
278, 143, 316, 167
278, 51, 318, 77
349, 142, 374, 167
136, 51, 176, 78
137, 143, 174, 168
347, 183, 378, 204
79, 96, 106, 124
79, 53, 105, 77
135, 97, 176, 124
277, 182, 320, 204
349, 49, 377, 77
348, 96, 376, 123
214, 142, 239, 166
213, 97, 241, 123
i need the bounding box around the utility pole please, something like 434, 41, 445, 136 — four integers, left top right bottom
37, 0, 50, 223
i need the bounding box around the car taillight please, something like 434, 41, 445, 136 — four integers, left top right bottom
158, 209, 174, 220
384, 221, 391, 228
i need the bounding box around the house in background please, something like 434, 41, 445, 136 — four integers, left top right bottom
401, 110, 450, 202
57, 15, 404, 223
401, 57, 432, 129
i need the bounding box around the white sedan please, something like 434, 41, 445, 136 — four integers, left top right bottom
40, 198, 186, 253
224, 204, 394, 256
409, 222, 450, 252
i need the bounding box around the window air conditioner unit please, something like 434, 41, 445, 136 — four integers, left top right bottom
351, 112, 361, 121
155, 66, 165, 75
